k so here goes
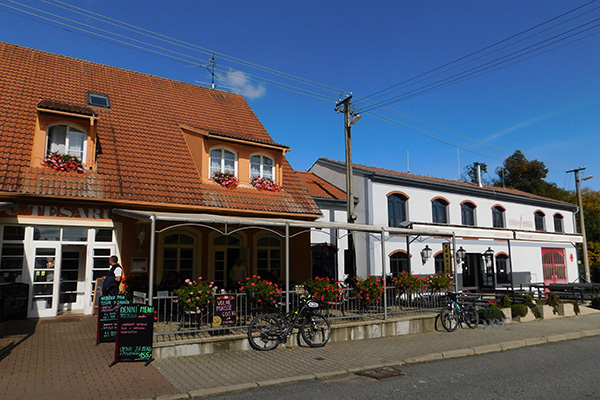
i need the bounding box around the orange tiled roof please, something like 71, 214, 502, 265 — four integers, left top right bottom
296, 171, 346, 200
0, 42, 320, 218
318, 158, 575, 207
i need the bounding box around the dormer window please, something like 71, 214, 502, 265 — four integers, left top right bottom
87, 92, 110, 108
210, 148, 237, 177
250, 154, 274, 180
46, 124, 87, 164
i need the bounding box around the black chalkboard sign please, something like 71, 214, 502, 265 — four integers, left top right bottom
97, 294, 130, 344
212, 294, 237, 327
0, 283, 29, 321
112, 304, 155, 366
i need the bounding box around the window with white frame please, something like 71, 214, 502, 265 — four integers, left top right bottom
389, 252, 409, 276
250, 154, 274, 180
432, 199, 448, 224
554, 214, 564, 233
209, 148, 237, 177
256, 235, 281, 279
535, 211, 546, 231
388, 193, 408, 227
46, 124, 87, 163
0, 226, 25, 283
492, 206, 505, 228
461, 202, 476, 226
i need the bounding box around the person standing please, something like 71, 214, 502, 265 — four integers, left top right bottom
102, 255, 123, 296
228, 258, 247, 290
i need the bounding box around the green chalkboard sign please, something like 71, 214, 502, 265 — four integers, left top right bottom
97, 294, 130, 344
113, 304, 155, 366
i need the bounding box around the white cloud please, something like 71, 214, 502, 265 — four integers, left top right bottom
221, 70, 266, 99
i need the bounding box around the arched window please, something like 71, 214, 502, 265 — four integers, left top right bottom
250, 154, 275, 180
461, 202, 476, 226
388, 194, 408, 227
496, 254, 511, 284
46, 124, 87, 163
389, 252, 409, 277
554, 214, 564, 233
535, 211, 546, 231
434, 253, 444, 274
432, 198, 448, 224
163, 232, 195, 282
257, 235, 282, 280
209, 148, 237, 177
492, 206, 505, 228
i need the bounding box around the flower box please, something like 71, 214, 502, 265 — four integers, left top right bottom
250, 176, 281, 191
535, 304, 559, 320
557, 302, 576, 317
514, 309, 536, 323
212, 172, 238, 189
500, 307, 512, 323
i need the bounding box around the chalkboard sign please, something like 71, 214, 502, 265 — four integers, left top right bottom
92, 278, 105, 315
112, 304, 155, 366
212, 294, 237, 327
0, 283, 29, 321
97, 294, 130, 344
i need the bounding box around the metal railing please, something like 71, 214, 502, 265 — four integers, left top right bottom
152, 286, 448, 341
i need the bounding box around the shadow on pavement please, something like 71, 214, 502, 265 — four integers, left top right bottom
0, 318, 38, 362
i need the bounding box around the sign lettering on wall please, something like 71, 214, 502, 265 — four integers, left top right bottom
443, 242, 452, 275
1, 204, 110, 219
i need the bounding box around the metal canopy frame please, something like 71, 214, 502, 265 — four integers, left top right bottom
111, 208, 583, 313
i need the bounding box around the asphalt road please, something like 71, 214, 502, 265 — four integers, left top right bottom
197, 336, 599, 400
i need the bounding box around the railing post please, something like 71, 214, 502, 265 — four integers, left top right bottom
380, 228, 388, 321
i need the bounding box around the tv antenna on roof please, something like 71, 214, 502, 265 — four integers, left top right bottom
187, 45, 220, 89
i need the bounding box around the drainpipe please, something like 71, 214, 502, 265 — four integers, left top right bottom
381, 228, 387, 321
148, 214, 156, 305
285, 222, 290, 314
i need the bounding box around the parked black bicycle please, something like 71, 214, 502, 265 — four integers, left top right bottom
247, 294, 332, 351
439, 292, 479, 332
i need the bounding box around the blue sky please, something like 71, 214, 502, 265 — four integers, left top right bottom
2, 0, 599, 191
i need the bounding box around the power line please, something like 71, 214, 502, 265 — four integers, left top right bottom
356, 0, 598, 107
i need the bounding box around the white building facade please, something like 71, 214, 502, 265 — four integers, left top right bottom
309, 158, 583, 292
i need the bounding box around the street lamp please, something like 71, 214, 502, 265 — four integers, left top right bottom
456, 246, 467, 263
484, 247, 494, 262
421, 245, 433, 265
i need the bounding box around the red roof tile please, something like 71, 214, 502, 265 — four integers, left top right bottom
0, 42, 320, 218
296, 171, 346, 200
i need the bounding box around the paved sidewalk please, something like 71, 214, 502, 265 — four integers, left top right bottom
2, 309, 600, 400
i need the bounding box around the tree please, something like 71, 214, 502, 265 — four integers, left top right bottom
493, 150, 570, 202
462, 162, 489, 185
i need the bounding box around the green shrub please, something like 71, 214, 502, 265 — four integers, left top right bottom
591, 296, 600, 310
546, 292, 560, 307
530, 305, 542, 319
511, 304, 528, 318
524, 294, 535, 307
567, 300, 581, 315
478, 305, 505, 321
500, 294, 512, 308
591, 262, 600, 284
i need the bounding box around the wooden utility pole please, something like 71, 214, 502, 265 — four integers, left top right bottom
567, 167, 592, 282
336, 95, 360, 277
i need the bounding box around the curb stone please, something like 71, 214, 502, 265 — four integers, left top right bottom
472, 343, 502, 354
523, 337, 549, 346
188, 383, 258, 398
257, 374, 316, 387
546, 334, 569, 343
442, 348, 475, 359
500, 340, 527, 351
404, 352, 443, 364
155, 393, 190, 400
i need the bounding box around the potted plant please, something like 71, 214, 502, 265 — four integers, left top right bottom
173, 277, 215, 314
241, 275, 281, 306
212, 171, 238, 188
391, 271, 424, 294
424, 272, 453, 293
250, 176, 282, 191
302, 277, 341, 305
354, 275, 384, 308
42, 152, 86, 173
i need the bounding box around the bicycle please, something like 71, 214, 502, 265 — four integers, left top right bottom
439, 292, 479, 332
247, 294, 332, 351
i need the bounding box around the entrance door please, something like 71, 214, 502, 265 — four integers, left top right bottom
542, 248, 567, 284
212, 234, 244, 291
31, 244, 61, 318
59, 246, 86, 313
479, 254, 495, 290
461, 253, 479, 289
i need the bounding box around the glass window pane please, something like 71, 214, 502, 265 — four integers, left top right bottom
264, 157, 273, 166
2, 243, 24, 256
3, 226, 25, 240
251, 155, 261, 164
62, 227, 87, 241
179, 234, 193, 245
95, 229, 113, 242
48, 125, 66, 154
33, 227, 60, 241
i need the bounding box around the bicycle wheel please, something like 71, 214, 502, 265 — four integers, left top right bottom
440, 307, 459, 332
247, 314, 282, 351
300, 313, 332, 347
463, 307, 479, 329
